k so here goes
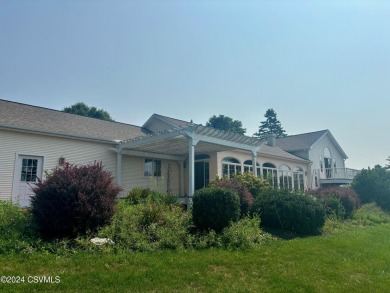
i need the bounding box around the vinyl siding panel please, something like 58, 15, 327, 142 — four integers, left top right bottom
0, 129, 117, 201
120, 156, 180, 196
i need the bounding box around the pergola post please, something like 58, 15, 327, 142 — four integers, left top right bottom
188, 136, 199, 206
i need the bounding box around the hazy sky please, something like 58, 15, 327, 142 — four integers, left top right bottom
1, 0, 389, 169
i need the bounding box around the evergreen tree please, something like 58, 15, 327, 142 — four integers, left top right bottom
206, 115, 246, 134
253, 108, 287, 139
63, 102, 114, 121
385, 156, 390, 170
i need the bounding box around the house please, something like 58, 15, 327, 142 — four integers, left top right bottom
0, 99, 356, 207
276, 130, 360, 189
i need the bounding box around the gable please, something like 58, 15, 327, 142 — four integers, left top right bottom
276, 129, 347, 160
142, 114, 191, 133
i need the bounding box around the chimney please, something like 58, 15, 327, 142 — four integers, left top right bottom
267, 133, 276, 147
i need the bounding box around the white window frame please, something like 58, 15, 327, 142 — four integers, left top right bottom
144, 159, 162, 177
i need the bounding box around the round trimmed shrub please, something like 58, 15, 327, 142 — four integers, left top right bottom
252, 189, 326, 235
31, 161, 121, 239
192, 187, 240, 233
209, 178, 253, 216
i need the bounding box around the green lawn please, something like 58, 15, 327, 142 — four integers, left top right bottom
1, 224, 390, 292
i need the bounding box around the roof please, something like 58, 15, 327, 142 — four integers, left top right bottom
259, 143, 310, 163
0, 99, 148, 142
276, 129, 348, 159
275, 130, 329, 151
155, 114, 192, 128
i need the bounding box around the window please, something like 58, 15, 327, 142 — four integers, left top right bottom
279, 165, 292, 190
262, 163, 278, 189
144, 159, 161, 177
293, 167, 305, 191
243, 160, 261, 177
20, 158, 38, 182
222, 157, 241, 179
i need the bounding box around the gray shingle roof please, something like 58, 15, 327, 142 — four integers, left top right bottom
155, 114, 192, 128
0, 99, 148, 142
275, 130, 329, 151
259, 143, 310, 162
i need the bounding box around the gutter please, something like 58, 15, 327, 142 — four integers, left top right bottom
0, 124, 120, 145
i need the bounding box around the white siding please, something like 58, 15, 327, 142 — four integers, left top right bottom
120, 156, 180, 196
0, 129, 117, 201
309, 134, 346, 189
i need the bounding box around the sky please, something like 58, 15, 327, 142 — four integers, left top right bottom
0, 0, 389, 170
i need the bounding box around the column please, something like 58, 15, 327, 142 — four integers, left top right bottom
188, 137, 199, 205
251, 150, 257, 177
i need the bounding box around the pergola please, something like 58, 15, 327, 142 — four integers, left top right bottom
112, 124, 261, 203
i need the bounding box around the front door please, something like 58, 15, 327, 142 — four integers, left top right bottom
13, 155, 43, 207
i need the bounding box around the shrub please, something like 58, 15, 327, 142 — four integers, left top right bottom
0, 201, 36, 253
192, 187, 240, 233
351, 203, 390, 226
210, 178, 253, 216
31, 162, 121, 239
252, 189, 326, 235
316, 195, 345, 219
352, 167, 390, 211
221, 216, 264, 249
124, 187, 152, 204
234, 172, 272, 198
99, 200, 191, 251
124, 187, 177, 206
311, 187, 360, 217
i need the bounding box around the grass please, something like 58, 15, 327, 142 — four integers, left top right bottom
1, 223, 390, 292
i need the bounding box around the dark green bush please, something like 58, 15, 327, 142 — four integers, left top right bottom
352, 167, 390, 211
252, 189, 326, 235
311, 187, 360, 217
100, 200, 191, 251
192, 187, 240, 233
209, 178, 253, 216
31, 162, 121, 239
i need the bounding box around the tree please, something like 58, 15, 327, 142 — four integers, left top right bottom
206, 115, 246, 134
63, 102, 114, 121
385, 156, 390, 170
352, 166, 390, 211
253, 108, 287, 139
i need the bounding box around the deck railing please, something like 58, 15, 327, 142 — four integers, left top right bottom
321, 168, 360, 180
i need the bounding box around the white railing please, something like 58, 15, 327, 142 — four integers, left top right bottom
320, 168, 360, 180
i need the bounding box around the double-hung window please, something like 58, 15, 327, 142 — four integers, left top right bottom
144, 159, 161, 177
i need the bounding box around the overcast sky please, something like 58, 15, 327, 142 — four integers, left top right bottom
1, 0, 389, 169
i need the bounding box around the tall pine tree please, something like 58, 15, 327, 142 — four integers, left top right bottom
253, 108, 287, 139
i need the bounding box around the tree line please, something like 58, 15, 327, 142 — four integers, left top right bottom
63, 103, 286, 140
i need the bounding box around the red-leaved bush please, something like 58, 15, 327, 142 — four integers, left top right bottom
32, 161, 121, 239
311, 186, 360, 217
